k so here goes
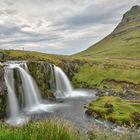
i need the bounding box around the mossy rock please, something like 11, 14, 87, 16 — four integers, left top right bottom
27, 61, 56, 98
130, 111, 140, 127
87, 96, 140, 126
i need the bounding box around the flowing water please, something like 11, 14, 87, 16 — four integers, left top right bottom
54, 65, 89, 98
4, 64, 29, 126
4, 66, 20, 119
54, 65, 73, 97
17, 64, 41, 110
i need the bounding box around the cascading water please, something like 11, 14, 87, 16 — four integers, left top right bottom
4, 64, 29, 126
54, 65, 89, 98
17, 63, 41, 110
4, 66, 20, 119
54, 65, 73, 97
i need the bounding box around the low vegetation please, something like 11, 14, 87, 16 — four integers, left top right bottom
86, 96, 140, 126
0, 118, 140, 140
73, 64, 140, 95
0, 119, 84, 140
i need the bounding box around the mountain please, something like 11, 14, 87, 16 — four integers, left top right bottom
75, 5, 140, 59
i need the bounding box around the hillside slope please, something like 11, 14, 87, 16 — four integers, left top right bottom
75, 5, 140, 59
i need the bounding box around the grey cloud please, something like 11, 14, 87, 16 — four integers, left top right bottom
0, 10, 4, 15
4, 9, 17, 15
0, 35, 60, 45
0, 25, 21, 36
0, 24, 41, 38
3, 0, 14, 6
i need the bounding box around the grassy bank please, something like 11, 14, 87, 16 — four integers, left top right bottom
73, 63, 140, 95
0, 119, 84, 140
0, 118, 140, 140
86, 96, 140, 126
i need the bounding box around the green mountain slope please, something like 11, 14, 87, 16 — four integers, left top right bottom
75, 5, 140, 59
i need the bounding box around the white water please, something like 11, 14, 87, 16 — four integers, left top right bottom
4, 65, 29, 126
4, 67, 19, 119
54, 65, 89, 98
17, 63, 41, 110
54, 65, 73, 97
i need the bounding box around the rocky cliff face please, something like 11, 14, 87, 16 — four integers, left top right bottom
113, 5, 140, 35
0, 65, 7, 118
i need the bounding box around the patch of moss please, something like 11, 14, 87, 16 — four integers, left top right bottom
87, 96, 140, 126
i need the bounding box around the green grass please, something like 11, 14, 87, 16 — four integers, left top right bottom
0, 49, 66, 64
0, 119, 84, 140
73, 64, 140, 94
0, 118, 139, 140
87, 96, 140, 126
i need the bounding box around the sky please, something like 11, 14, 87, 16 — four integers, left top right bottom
0, 0, 140, 55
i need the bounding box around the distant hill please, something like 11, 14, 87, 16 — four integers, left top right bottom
75, 5, 140, 59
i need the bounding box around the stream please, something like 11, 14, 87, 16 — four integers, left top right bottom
29, 89, 120, 133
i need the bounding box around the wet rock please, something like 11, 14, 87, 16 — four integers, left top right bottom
130, 112, 140, 122
48, 97, 56, 101
85, 109, 93, 115
0, 53, 4, 61
97, 88, 140, 100
58, 100, 64, 103
104, 101, 114, 113
104, 102, 113, 108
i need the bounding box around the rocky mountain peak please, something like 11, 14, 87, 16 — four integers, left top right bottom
122, 5, 140, 23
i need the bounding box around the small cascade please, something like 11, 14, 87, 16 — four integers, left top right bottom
54, 65, 73, 97
53, 65, 89, 98
17, 63, 41, 110
4, 66, 20, 119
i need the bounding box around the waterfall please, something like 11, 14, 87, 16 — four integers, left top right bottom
3, 61, 67, 126
54, 65, 73, 97
4, 66, 20, 119
4, 62, 41, 112
17, 63, 41, 109
53, 65, 89, 98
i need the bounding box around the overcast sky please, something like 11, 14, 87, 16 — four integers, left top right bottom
0, 0, 140, 55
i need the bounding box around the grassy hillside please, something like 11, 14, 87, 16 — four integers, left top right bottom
0, 49, 67, 64
75, 5, 140, 59
72, 63, 140, 95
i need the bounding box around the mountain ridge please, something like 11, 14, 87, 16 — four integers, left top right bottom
75, 5, 140, 59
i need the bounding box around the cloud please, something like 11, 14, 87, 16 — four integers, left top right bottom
0, 0, 140, 54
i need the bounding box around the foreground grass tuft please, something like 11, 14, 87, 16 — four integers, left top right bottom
0, 119, 84, 140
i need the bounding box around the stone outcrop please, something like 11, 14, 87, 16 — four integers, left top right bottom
0, 65, 7, 118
